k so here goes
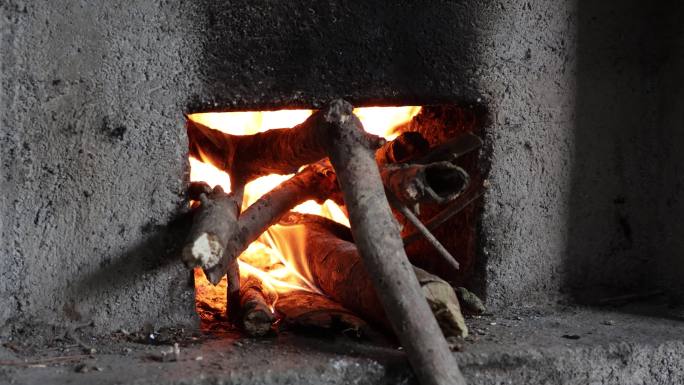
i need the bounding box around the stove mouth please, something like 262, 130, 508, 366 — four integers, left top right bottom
184, 103, 487, 337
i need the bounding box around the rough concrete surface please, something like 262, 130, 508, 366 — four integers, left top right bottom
2, 0, 683, 335
0, 1, 203, 332
1, 305, 682, 385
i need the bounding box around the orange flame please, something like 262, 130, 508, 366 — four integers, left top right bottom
188, 106, 420, 320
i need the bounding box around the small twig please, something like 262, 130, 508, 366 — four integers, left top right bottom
403, 189, 483, 247
388, 192, 460, 271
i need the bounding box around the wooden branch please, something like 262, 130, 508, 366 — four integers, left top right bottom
187, 130, 432, 283
278, 213, 468, 339
226, 259, 241, 323
202, 162, 338, 284
375, 131, 429, 165
319, 99, 465, 385
181, 185, 239, 271
239, 275, 276, 336
388, 193, 461, 271
381, 161, 469, 208
187, 111, 385, 186
403, 187, 484, 247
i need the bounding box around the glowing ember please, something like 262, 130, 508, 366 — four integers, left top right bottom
188, 106, 420, 321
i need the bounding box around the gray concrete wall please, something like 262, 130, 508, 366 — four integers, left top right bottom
1, 0, 682, 332
474, 1, 577, 308
656, 3, 684, 303
566, 1, 684, 303
0, 1, 201, 332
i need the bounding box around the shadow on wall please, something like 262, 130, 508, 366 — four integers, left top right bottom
567, 1, 684, 304
64, 208, 196, 328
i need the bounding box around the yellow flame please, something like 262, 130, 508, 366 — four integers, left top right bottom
188, 106, 420, 318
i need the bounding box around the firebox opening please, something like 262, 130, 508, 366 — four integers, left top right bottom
185, 103, 486, 335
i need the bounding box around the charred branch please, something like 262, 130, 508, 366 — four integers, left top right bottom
181, 185, 240, 271
239, 275, 276, 336
375, 131, 429, 165
319, 99, 465, 385
226, 259, 241, 323
381, 161, 469, 208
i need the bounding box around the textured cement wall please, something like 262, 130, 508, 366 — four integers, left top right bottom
0, 1, 202, 332
566, 1, 684, 303
1, 0, 682, 332
192, 0, 684, 308
190, 0, 580, 309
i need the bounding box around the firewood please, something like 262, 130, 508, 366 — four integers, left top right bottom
188, 159, 470, 286
455, 287, 486, 315
187, 111, 385, 186
201, 161, 338, 284
319, 99, 465, 385
199, 132, 429, 284
381, 161, 469, 208
226, 259, 241, 322
279, 212, 468, 339
375, 131, 429, 165
181, 185, 240, 271
389, 195, 461, 272
403, 186, 484, 247
274, 290, 374, 338
239, 275, 276, 336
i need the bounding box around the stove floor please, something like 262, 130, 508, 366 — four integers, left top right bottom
2, 303, 683, 385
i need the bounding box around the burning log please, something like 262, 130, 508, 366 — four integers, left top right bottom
239, 275, 276, 336
199, 132, 426, 284
319, 100, 466, 385
187, 111, 385, 186
279, 213, 468, 339
201, 162, 338, 284
274, 290, 374, 338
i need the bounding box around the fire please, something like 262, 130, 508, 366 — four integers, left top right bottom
188, 106, 420, 322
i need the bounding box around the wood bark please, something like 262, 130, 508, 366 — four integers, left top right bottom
319, 99, 465, 385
